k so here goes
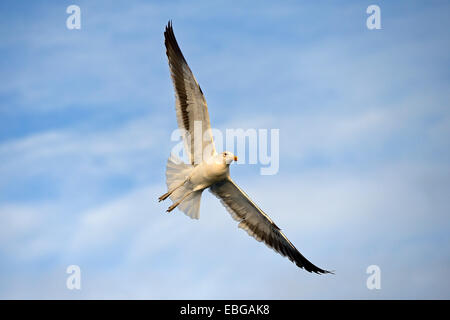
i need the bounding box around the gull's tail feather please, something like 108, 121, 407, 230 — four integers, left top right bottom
165, 154, 193, 190
164, 154, 202, 219
178, 190, 202, 219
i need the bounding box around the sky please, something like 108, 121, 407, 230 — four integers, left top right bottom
0, 0, 449, 299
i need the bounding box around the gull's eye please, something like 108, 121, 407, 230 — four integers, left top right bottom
223, 153, 227, 157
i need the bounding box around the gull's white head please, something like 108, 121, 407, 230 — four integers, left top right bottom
220, 151, 238, 165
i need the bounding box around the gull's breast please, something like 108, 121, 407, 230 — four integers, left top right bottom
189, 161, 228, 190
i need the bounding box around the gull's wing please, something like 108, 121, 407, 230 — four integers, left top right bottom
210, 178, 332, 274
164, 21, 216, 165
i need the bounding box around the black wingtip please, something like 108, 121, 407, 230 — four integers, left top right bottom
164, 21, 171, 35
296, 259, 334, 275
310, 266, 335, 275
317, 269, 335, 275
164, 20, 188, 64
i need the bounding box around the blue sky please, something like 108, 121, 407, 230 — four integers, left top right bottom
0, 0, 449, 299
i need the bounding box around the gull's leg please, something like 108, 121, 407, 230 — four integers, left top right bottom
166, 191, 192, 213
158, 180, 186, 202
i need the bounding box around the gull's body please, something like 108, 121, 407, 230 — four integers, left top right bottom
189, 154, 234, 189
159, 22, 332, 274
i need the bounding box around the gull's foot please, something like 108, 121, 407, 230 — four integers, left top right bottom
159, 192, 170, 202
167, 202, 179, 212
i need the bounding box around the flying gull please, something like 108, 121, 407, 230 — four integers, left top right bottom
159, 21, 332, 274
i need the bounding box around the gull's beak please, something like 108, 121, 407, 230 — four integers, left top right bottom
234, 156, 238, 161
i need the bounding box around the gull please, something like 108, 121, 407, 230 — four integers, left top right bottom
159, 21, 332, 274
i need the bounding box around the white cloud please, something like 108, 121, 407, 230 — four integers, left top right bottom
0, 115, 169, 188
1, 157, 449, 298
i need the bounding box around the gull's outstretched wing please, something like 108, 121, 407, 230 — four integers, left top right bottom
164, 21, 216, 165
210, 178, 332, 274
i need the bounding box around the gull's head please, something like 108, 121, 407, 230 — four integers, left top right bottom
220, 151, 237, 165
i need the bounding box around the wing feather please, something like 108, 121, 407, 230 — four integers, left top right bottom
210, 178, 332, 274
164, 21, 216, 165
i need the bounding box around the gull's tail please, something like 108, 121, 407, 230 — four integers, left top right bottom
160, 154, 202, 219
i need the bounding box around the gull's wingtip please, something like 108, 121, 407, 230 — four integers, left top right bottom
313, 268, 335, 275
165, 20, 173, 32
299, 262, 334, 275
319, 269, 335, 275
